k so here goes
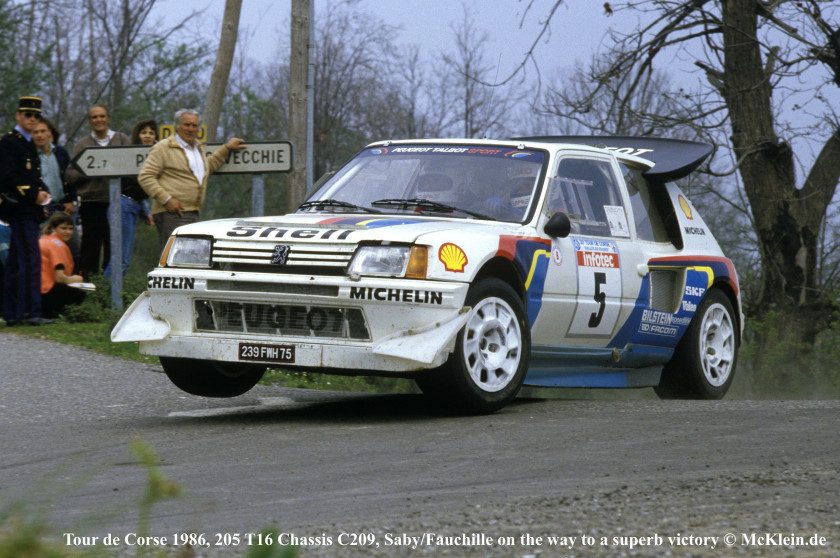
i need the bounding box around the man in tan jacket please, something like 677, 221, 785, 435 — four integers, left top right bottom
139, 108, 246, 254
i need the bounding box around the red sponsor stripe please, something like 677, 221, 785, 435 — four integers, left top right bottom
576, 250, 619, 268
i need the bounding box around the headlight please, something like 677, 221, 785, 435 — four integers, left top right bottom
166, 236, 212, 268
348, 245, 427, 278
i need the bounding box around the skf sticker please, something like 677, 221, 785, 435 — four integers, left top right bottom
439, 243, 468, 272
679, 195, 693, 219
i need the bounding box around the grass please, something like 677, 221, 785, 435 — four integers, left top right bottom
0, 439, 299, 558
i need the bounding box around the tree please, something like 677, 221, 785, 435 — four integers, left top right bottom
204, 0, 242, 143
0, 0, 47, 120
6, 0, 210, 144
442, 7, 519, 138
287, 0, 310, 211
310, 3, 403, 178
542, 0, 840, 339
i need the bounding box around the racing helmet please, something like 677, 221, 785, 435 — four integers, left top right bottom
415, 172, 459, 205
506, 164, 538, 211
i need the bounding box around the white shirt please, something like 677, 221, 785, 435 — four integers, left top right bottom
175, 133, 205, 184
92, 129, 115, 146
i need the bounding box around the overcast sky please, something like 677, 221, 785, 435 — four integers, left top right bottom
149, 0, 623, 82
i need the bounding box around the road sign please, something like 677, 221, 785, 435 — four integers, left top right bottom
159, 124, 207, 142
71, 141, 293, 177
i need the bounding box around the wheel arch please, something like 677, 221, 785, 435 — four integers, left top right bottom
472, 256, 527, 306
710, 279, 742, 346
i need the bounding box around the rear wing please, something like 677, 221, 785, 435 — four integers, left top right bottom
514, 135, 712, 182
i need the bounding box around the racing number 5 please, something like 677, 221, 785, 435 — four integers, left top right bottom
588, 272, 606, 328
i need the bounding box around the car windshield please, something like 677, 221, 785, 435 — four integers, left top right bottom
301, 144, 547, 223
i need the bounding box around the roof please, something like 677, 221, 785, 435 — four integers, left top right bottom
513, 135, 713, 182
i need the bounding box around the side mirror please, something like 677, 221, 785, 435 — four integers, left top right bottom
544, 212, 571, 238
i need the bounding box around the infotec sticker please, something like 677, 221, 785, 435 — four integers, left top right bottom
573, 238, 620, 268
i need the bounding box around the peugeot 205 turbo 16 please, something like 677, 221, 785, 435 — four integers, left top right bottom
112, 136, 742, 413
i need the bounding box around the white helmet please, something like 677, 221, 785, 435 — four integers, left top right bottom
415, 173, 458, 204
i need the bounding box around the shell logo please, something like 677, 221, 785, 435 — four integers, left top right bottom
678, 195, 693, 220
439, 243, 468, 273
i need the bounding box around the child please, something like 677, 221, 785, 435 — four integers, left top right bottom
40, 212, 86, 318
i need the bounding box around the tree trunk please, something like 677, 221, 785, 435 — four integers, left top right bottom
287, 0, 310, 212
721, 0, 834, 339
204, 0, 242, 142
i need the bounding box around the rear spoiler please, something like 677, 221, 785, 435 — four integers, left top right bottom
513, 135, 712, 182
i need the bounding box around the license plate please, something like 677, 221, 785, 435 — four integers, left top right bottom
238, 342, 295, 363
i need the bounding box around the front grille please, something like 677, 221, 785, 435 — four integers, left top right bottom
205, 280, 339, 297
212, 240, 354, 274
194, 299, 370, 339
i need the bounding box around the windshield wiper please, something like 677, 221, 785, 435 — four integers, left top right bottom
371, 198, 496, 220
297, 199, 380, 213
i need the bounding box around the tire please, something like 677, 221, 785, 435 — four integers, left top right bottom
655, 288, 738, 399
434, 278, 530, 413
159, 356, 266, 398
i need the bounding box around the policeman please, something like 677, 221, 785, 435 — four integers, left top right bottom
0, 96, 54, 326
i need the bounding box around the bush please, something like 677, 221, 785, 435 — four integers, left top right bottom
60, 274, 119, 324
731, 312, 840, 399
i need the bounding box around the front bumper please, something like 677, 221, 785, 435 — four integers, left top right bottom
112, 269, 470, 372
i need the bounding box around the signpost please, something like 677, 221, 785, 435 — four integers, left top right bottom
71, 141, 293, 310
73, 141, 292, 177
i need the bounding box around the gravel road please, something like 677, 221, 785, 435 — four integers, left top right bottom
1, 331, 838, 558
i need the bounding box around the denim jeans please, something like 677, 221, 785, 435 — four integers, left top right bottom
104, 196, 150, 277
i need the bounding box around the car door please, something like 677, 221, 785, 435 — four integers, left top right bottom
530, 152, 644, 348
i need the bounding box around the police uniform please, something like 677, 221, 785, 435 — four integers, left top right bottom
0, 96, 52, 325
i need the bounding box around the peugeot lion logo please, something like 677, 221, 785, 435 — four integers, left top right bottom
271, 245, 291, 265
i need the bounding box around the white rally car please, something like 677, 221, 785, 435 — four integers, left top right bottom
112, 136, 742, 412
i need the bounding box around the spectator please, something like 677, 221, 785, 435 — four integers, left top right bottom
39, 212, 85, 318
65, 105, 130, 278
0, 218, 8, 314
104, 118, 157, 277
139, 108, 246, 255
0, 96, 53, 326
32, 116, 74, 215
31, 116, 82, 264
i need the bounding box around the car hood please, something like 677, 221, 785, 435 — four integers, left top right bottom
174, 213, 527, 245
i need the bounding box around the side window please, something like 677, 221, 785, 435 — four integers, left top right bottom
546, 157, 630, 238
620, 163, 673, 244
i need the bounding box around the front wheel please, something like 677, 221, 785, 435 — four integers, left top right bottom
655, 289, 738, 399
435, 278, 530, 413
160, 357, 266, 398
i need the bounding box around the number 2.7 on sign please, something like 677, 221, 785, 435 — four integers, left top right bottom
71, 142, 293, 178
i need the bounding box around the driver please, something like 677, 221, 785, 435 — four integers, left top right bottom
415, 172, 457, 204
481, 165, 538, 220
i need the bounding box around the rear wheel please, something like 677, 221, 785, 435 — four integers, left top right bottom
159, 357, 266, 398
424, 278, 530, 413
655, 289, 737, 399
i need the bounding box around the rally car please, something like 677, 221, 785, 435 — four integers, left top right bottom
112, 136, 742, 412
